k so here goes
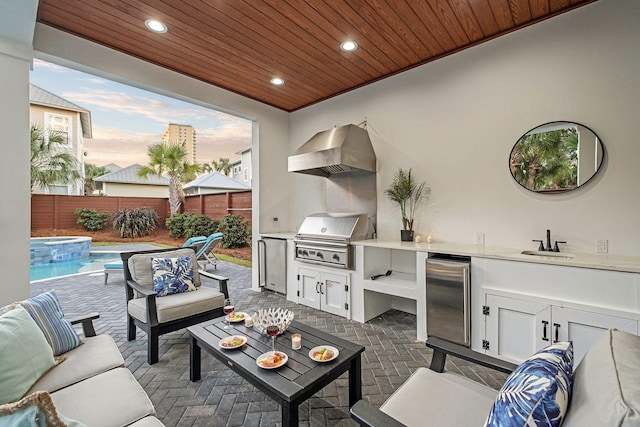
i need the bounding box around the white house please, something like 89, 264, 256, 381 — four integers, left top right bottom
183, 171, 249, 196
29, 83, 91, 195
93, 164, 169, 198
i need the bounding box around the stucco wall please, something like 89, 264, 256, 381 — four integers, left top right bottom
289, 0, 640, 256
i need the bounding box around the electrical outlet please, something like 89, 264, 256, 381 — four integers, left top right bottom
272, 217, 279, 222
475, 232, 485, 246
596, 239, 608, 254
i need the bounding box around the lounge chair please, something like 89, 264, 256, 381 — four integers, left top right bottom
184, 232, 223, 271
103, 232, 223, 284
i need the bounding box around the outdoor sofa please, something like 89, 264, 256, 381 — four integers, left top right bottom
0, 290, 163, 426
351, 329, 640, 427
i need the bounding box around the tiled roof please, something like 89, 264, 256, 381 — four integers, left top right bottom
29, 84, 92, 138
184, 172, 249, 190
94, 164, 170, 185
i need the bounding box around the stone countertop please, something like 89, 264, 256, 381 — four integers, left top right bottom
259, 232, 297, 240
353, 238, 640, 274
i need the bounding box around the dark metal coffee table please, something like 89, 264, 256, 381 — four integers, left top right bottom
188, 315, 365, 427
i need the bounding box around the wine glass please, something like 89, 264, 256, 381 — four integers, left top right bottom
266, 325, 279, 352
223, 298, 234, 329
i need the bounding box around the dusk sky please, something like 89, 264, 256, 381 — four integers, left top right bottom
30, 59, 252, 168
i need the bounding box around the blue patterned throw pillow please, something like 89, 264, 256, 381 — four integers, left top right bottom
484, 341, 573, 427
151, 256, 197, 297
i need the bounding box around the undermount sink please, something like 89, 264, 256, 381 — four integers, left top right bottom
521, 250, 576, 259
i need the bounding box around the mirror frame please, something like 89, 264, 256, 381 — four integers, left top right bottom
509, 121, 604, 194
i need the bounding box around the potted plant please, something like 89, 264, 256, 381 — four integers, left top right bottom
385, 168, 431, 241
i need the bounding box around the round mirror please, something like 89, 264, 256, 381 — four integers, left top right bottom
509, 121, 604, 193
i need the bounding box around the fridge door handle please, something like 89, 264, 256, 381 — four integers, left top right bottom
463, 265, 470, 346
258, 239, 266, 288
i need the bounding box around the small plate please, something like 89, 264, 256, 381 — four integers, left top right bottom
309, 345, 339, 362
256, 351, 288, 369
218, 335, 247, 349
226, 312, 247, 323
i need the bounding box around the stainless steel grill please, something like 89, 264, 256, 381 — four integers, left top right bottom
294, 213, 373, 269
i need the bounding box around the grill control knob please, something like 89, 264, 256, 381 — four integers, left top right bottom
332, 254, 340, 261
316, 252, 324, 259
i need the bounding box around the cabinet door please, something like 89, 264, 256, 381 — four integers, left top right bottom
552, 306, 639, 365
297, 267, 320, 310
485, 294, 550, 364
320, 271, 350, 318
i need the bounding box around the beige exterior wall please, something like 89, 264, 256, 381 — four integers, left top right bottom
102, 182, 168, 198
29, 104, 85, 195
162, 123, 196, 163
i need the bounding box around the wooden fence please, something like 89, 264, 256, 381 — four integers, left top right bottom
31, 190, 252, 230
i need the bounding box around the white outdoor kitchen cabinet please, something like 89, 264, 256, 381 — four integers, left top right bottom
482, 292, 638, 365
473, 258, 640, 365
296, 265, 351, 319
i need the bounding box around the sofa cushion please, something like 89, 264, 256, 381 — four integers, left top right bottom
51, 367, 156, 427
0, 305, 56, 405
0, 390, 86, 427
19, 290, 83, 356
484, 341, 573, 427
128, 285, 225, 323
380, 367, 498, 426
563, 329, 640, 427
152, 255, 197, 297
128, 248, 201, 290
129, 416, 166, 427
27, 334, 125, 395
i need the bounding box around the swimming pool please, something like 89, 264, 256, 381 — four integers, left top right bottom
30, 252, 121, 282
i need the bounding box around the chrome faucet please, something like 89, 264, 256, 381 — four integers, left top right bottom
532, 229, 566, 252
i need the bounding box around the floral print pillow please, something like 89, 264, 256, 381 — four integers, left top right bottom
484, 341, 573, 427
151, 256, 197, 297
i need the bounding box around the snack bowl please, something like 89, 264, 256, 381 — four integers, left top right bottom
253, 307, 294, 336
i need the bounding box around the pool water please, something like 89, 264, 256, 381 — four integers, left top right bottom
30, 253, 121, 282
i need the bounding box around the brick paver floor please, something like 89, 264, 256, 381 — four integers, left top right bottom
31, 248, 507, 427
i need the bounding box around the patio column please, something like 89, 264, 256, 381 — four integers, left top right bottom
0, 37, 33, 305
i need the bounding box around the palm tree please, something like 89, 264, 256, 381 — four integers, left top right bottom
138, 143, 201, 216
30, 125, 81, 193
84, 163, 110, 195
211, 157, 232, 175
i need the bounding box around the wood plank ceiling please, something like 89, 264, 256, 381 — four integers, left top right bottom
37, 0, 598, 112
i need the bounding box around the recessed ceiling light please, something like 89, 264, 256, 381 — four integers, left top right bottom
145, 19, 167, 33
340, 41, 358, 52
270, 78, 285, 86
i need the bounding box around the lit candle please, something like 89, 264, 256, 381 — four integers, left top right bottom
244, 315, 253, 327
292, 333, 301, 350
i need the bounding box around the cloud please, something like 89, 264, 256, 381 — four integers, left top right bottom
33, 59, 69, 73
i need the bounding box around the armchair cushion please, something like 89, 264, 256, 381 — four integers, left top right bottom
151, 256, 197, 297
379, 368, 497, 426
0, 305, 56, 405
19, 290, 83, 356
128, 248, 202, 290
484, 341, 573, 427
128, 286, 225, 324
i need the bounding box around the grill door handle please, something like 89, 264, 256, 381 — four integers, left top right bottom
553, 323, 560, 343
316, 282, 320, 294
319, 282, 324, 294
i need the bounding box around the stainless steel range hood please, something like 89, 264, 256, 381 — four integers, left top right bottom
288, 124, 376, 177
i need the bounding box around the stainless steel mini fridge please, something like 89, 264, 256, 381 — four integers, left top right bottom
258, 237, 287, 294
426, 256, 471, 347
